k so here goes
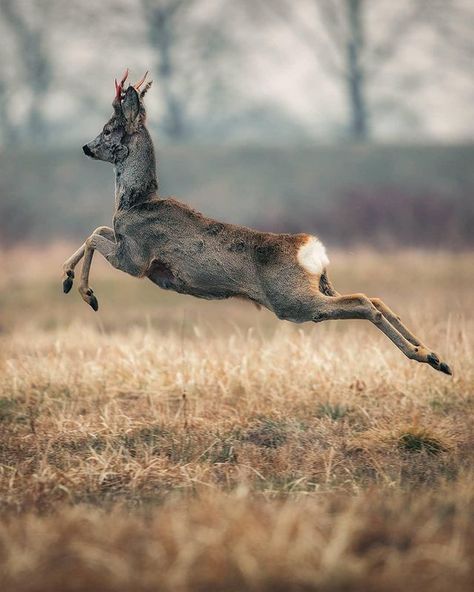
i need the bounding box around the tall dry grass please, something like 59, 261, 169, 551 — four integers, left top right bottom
0, 246, 473, 591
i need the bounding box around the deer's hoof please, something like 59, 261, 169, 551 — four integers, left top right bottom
80, 287, 99, 312
439, 362, 452, 376
88, 294, 99, 312
63, 270, 74, 294
427, 353, 452, 376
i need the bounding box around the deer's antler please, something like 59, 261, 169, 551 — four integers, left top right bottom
114, 68, 129, 101
134, 71, 149, 91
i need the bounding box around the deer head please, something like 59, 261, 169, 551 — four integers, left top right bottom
82, 69, 152, 164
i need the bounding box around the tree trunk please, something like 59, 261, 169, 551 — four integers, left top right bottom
345, 0, 368, 141
0, 0, 51, 146
157, 24, 186, 140
0, 80, 18, 144
148, 5, 187, 141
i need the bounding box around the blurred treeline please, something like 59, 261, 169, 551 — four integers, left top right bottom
0, 0, 473, 247
2, 144, 472, 248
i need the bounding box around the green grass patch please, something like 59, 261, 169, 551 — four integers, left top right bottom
317, 403, 349, 421
398, 430, 447, 456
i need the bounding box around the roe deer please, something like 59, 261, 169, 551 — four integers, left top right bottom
62, 70, 452, 375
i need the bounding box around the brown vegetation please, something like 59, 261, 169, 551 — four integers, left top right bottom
0, 247, 473, 591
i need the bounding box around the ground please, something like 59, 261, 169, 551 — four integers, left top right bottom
0, 246, 472, 591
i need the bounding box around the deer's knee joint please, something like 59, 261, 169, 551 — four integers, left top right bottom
356, 294, 381, 323
85, 236, 95, 249
357, 293, 372, 306
93, 225, 112, 236
373, 310, 383, 323
86, 234, 105, 249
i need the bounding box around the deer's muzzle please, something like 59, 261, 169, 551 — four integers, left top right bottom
82, 144, 95, 157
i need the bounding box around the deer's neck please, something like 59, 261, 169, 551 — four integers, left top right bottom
114, 128, 158, 210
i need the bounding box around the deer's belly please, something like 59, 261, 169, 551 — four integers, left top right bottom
147, 259, 236, 300
147, 260, 177, 290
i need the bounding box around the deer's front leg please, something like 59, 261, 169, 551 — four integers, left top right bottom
62, 226, 115, 293
78, 234, 120, 311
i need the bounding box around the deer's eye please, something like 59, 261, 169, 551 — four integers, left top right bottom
104, 129, 111, 136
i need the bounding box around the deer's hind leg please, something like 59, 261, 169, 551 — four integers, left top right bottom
370, 297, 426, 347
368, 296, 452, 374
62, 226, 115, 294
311, 291, 452, 375
315, 269, 451, 374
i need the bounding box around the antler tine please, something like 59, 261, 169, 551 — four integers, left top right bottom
134, 71, 149, 91
119, 68, 129, 86
114, 68, 129, 101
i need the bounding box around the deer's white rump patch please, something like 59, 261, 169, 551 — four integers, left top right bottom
297, 236, 329, 275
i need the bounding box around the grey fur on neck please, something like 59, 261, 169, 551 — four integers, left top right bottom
114, 127, 158, 210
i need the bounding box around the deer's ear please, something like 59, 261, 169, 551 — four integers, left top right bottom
121, 87, 140, 127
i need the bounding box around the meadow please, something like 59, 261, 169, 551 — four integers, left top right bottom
0, 245, 472, 591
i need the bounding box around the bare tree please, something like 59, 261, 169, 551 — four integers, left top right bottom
0, 78, 17, 144
0, 0, 53, 144
253, 0, 472, 141
425, 0, 474, 69
140, 0, 239, 141
140, 0, 190, 139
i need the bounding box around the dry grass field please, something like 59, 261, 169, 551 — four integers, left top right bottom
0, 245, 473, 591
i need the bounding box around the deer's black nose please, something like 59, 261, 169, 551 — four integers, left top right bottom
82, 144, 94, 157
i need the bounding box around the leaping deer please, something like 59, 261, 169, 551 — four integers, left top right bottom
62, 70, 452, 375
